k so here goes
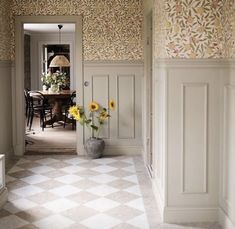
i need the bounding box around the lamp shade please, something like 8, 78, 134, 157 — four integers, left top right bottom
49, 55, 70, 67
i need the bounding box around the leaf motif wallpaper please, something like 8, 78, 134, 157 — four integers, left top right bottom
0, 0, 12, 61
155, 0, 235, 58
1, 0, 235, 60
5, 0, 144, 61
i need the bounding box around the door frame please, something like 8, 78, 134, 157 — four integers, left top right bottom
14, 15, 84, 156
145, 11, 154, 176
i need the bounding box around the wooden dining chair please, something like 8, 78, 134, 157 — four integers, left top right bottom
27, 91, 53, 131
63, 91, 76, 130
24, 88, 30, 120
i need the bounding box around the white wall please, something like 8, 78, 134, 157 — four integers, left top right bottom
219, 61, 235, 229
84, 61, 143, 155
0, 61, 13, 162
30, 32, 75, 90
152, 59, 225, 223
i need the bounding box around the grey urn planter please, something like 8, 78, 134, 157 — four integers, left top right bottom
85, 137, 105, 159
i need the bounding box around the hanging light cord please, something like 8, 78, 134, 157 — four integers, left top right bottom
58, 24, 63, 44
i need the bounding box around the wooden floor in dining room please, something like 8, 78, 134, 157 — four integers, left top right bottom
25, 117, 77, 155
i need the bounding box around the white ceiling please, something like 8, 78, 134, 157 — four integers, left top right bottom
24, 23, 75, 33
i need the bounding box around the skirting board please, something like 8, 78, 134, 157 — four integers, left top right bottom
219, 208, 235, 229
0, 188, 8, 209
103, 146, 142, 156
163, 207, 219, 223
152, 179, 164, 221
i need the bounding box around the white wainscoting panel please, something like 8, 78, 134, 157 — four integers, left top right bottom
181, 83, 208, 194
220, 64, 235, 228
117, 75, 135, 139
152, 59, 224, 223
0, 61, 13, 161
84, 61, 143, 155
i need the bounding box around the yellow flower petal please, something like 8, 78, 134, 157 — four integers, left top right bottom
89, 102, 99, 112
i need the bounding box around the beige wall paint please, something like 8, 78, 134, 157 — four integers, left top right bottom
5, 0, 143, 61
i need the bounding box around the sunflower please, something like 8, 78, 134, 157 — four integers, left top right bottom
109, 100, 115, 111
89, 102, 99, 112
68, 106, 81, 121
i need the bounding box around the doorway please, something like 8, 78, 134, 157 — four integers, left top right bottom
14, 16, 84, 156
23, 23, 76, 154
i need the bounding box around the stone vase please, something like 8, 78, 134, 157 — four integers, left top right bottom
85, 137, 105, 159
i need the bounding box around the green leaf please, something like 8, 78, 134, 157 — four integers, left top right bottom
91, 125, 98, 131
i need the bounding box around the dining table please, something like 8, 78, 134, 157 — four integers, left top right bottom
40, 90, 76, 127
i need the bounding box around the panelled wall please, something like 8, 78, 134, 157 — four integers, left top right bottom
220, 62, 235, 229
0, 61, 13, 162
152, 59, 226, 223
84, 61, 143, 155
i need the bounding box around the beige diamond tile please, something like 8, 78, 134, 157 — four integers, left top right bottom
74, 169, 99, 178
8, 192, 21, 201
106, 205, 142, 221
108, 179, 136, 189
80, 213, 121, 229
36, 180, 64, 190
64, 223, 89, 229
108, 161, 132, 168
7, 180, 28, 191
0, 209, 11, 218
8, 166, 24, 174
17, 162, 41, 170
127, 214, 149, 229
106, 191, 139, 204
41, 169, 68, 179
5, 175, 16, 184
0, 215, 28, 229
112, 223, 139, 229
73, 179, 99, 190
49, 161, 71, 169
16, 207, 53, 223
67, 191, 99, 204
9, 170, 35, 179
28, 192, 59, 205
33, 214, 75, 229
78, 161, 100, 169
18, 224, 40, 229
108, 169, 134, 178
62, 206, 98, 222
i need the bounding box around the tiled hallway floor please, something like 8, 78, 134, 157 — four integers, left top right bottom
1, 155, 220, 229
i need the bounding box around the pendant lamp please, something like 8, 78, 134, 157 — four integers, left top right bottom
49, 24, 70, 69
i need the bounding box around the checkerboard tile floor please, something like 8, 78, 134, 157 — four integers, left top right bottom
1, 155, 221, 229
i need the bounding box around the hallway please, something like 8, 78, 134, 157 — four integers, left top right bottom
1, 156, 220, 229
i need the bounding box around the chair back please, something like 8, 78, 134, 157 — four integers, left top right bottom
69, 91, 76, 106
28, 91, 46, 109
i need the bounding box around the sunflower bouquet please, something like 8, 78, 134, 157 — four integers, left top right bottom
68, 100, 115, 138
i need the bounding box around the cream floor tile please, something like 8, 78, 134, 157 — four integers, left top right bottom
3, 155, 221, 229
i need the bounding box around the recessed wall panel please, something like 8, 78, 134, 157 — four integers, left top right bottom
182, 83, 208, 194
92, 75, 110, 139
117, 75, 135, 139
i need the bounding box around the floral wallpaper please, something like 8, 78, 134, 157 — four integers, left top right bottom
0, 0, 12, 60
154, 0, 167, 58
6, 0, 143, 61
2, 0, 235, 60
155, 0, 235, 59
